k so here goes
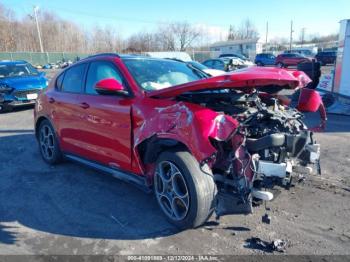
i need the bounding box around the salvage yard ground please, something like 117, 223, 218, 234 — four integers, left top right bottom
0, 105, 350, 255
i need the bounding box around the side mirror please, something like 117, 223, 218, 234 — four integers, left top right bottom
94, 78, 128, 96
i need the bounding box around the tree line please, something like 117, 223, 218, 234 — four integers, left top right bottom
0, 3, 338, 54
0, 4, 206, 53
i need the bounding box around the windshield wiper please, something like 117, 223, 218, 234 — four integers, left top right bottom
186, 63, 209, 79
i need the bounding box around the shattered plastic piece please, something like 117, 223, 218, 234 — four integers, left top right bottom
272, 239, 287, 252
245, 237, 287, 253
262, 213, 271, 224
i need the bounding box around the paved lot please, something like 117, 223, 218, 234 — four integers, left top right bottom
0, 105, 350, 255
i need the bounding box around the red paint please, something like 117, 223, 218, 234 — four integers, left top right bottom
148, 67, 311, 98
297, 88, 327, 131
34, 54, 318, 184
95, 78, 124, 92
275, 54, 311, 67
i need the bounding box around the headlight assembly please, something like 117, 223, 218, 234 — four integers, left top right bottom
0, 83, 13, 93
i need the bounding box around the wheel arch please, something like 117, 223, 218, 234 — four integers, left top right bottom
136, 135, 191, 165
35, 116, 56, 140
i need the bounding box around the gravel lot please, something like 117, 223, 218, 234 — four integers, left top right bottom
0, 65, 349, 256
0, 107, 349, 256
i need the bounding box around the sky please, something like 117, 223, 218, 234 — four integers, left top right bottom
3, 0, 350, 42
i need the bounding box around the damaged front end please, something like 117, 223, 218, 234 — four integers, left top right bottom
143, 67, 326, 219
178, 87, 325, 218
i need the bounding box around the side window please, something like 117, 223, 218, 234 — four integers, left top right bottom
61, 64, 87, 93
213, 61, 224, 70
56, 73, 64, 90
203, 61, 213, 67
85, 61, 124, 95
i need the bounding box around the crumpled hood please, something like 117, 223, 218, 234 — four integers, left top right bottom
0, 75, 47, 90
147, 67, 311, 98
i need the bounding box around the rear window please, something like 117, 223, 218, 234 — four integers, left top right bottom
61, 64, 87, 93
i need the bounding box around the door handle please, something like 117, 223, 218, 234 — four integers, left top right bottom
48, 97, 55, 103
80, 102, 90, 109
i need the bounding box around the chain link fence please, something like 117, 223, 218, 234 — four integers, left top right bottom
0, 50, 244, 65
0, 52, 92, 65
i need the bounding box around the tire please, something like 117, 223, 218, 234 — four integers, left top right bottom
0, 104, 11, 113
38, 119, 63, 165
154, 150, 217, 229
276, 62, 284, 68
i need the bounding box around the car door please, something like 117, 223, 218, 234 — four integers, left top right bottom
76, 60, 133, 172
284, 54, 295, 65
51, 63, 88, 155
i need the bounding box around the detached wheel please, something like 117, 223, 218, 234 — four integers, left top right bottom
38, 120, 62, 165
154, 150, 217, 229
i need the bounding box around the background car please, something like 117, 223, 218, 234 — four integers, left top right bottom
203, 58, 231, 71
315, 51, 337, 65
203, 58, 250, 72
219, 53, 250, 61
0, 60, 48, 112
275, 53, 311, 68
254, 53, 276, 66
187, 61, 226, 76
285, 49, 316, 58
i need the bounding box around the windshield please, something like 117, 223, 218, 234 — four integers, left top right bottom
0, 63, 39, 78
123, 58, 205, 91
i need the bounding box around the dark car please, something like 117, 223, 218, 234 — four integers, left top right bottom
219, 53, 250, 61
0, 60, 48, 112
203, 58, 247, 71
275, 53, 311, 68
315, 51, 337, 65
254, 53, 276, 66
202, 58, 230, 71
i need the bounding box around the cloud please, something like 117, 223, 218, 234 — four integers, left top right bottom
194, 23, 228, 44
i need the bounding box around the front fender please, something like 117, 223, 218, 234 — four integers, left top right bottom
132, 100, 239, 169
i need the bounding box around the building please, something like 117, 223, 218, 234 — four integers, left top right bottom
210, 38, 263, 60
334, 19, 350, 98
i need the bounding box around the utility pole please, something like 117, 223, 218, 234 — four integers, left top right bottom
289, 20, 294, 51
265, 21, 269, 45
33, 6, 44, 53
300, 27, 306, 46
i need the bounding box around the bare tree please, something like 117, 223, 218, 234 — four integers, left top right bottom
226, 19, 259, 41
170, 22, 201, 51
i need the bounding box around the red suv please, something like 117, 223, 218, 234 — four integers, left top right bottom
275, 53, 311, 68
34, 54, 324, 229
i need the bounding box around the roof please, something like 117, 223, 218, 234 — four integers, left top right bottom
145, 52, 192, 62
0, 60, 28, 65
210, 38, 260, 48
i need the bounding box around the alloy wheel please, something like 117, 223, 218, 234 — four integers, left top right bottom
154, 161, 190, 221
39, 124, 55, 160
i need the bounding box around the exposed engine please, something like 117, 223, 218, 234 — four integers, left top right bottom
178, 88, 322, 216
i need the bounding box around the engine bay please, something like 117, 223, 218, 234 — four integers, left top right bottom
177, 87, 322, 217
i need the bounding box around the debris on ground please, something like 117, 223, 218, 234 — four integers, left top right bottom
245, 237, 287, 253
262, 213, 271, 224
